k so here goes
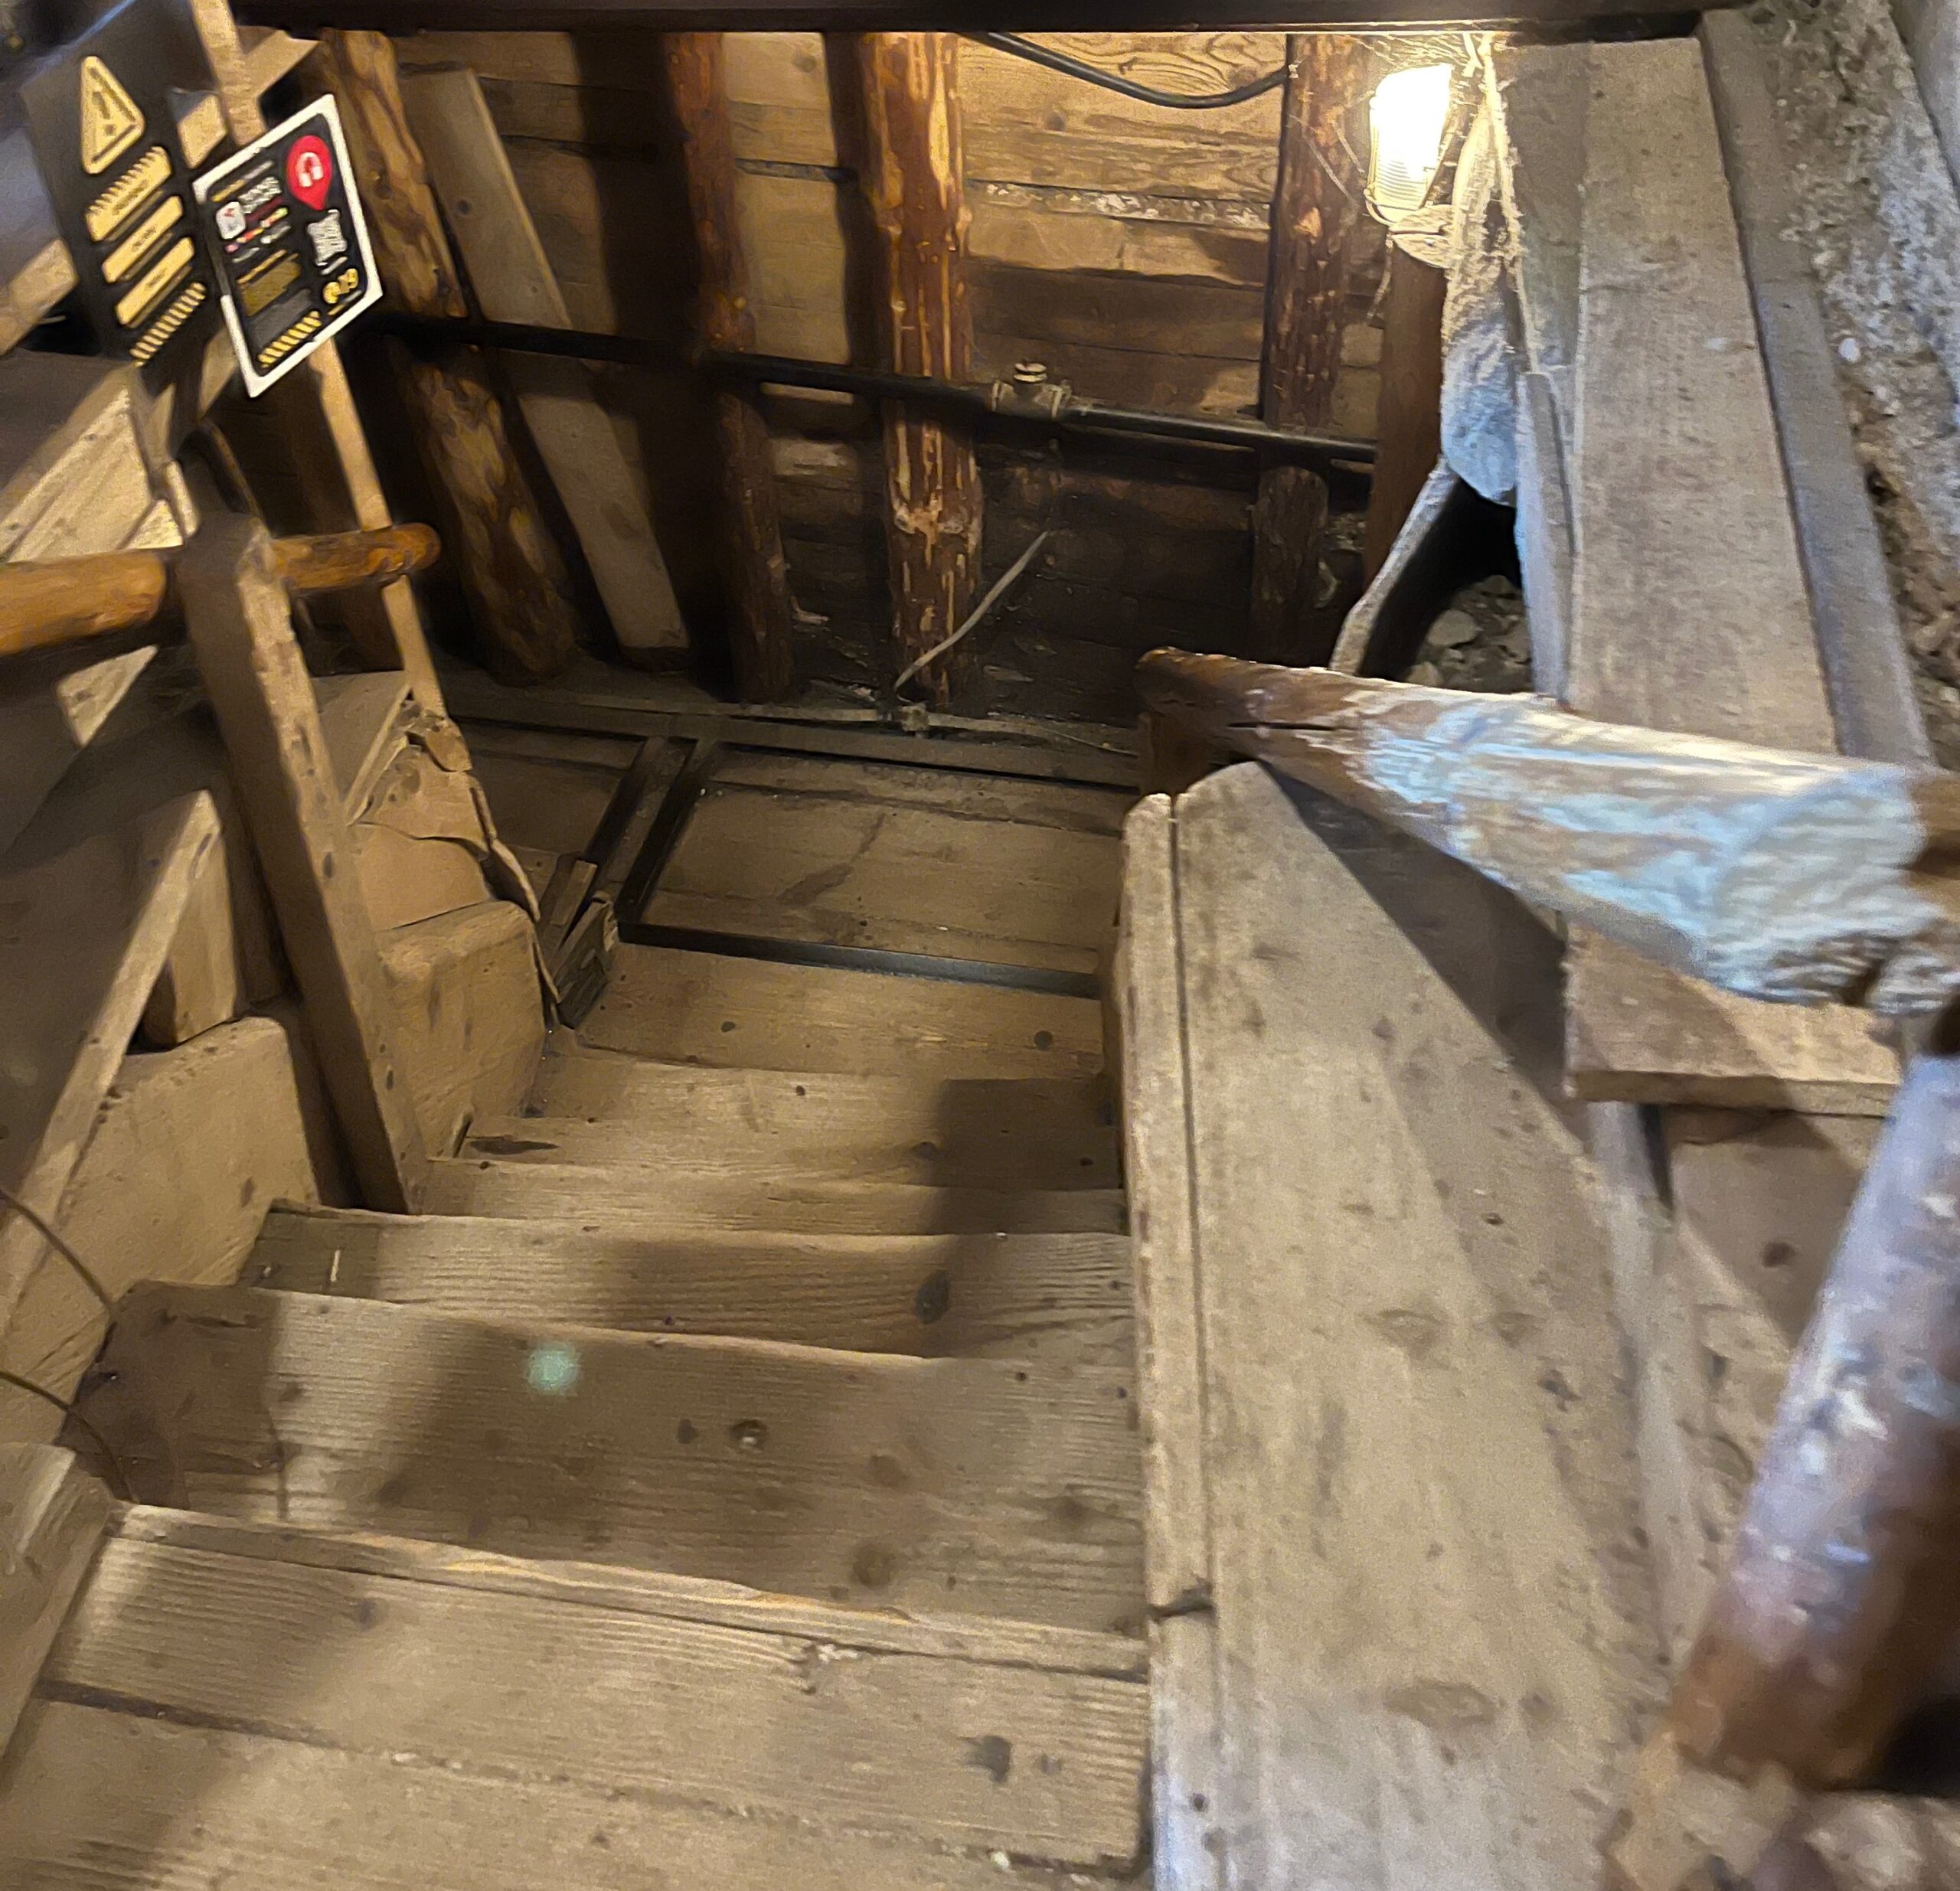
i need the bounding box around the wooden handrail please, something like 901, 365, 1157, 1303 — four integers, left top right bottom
0, 523, 441, 662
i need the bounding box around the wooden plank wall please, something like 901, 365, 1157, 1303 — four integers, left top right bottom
391, 31, 1387, 717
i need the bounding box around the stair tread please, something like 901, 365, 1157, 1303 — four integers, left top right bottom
578, 945, 1104, 1079
521, 1053, 1119, 1190
252, 1205, 1134, 1365
75, 1285, 1145, 1635
8, 1506, 1144, 1878
471, 1112, 1114, 1190
426, 1158, 1127, 1234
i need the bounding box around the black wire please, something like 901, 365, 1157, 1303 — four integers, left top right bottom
0, 1370, 132, 1501
969, 33, 1286, 111
0, 1181, 113, 1313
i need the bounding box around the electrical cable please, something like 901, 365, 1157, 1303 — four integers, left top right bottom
0, 1181, 113, 1313
892, 527, 1053, 701
0, 1370, 132, 1499
967, 33, 1286, 111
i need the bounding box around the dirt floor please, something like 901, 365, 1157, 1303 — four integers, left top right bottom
1409, 573, 1533, 692
1756, 0, 1960, 763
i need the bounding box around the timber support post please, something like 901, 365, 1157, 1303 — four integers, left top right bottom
1250, 34, 1371, 663
315, 28, 582, 684
856, 31, 982, 711
1362, 243, 1447, 578
664, 31, 797, 704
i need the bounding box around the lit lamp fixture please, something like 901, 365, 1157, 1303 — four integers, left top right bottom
1367, 64, 1454, 221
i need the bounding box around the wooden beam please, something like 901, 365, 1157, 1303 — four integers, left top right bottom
856, 31, 982, 709
314, 28, 581, 684
234, 0, 1750, 34
0, 1447, 110, 1753
183, 0, 443, 710
663, 33, 796, 703
1362, 243, 1446, 578
1250, 35, 1371, 662
398, 64, 691, 670
178, 514, 429, 1213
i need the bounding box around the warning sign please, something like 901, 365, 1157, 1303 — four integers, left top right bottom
77, 57, 144, 175
192, 98, 381, 397
21, 0, 224, 392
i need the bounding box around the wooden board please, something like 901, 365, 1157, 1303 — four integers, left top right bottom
379, 900, 545, 1155
21, 1506, 1145, 1872
529, 1050, 1117, 1187
180, 519, 427, 1212
0, 1445, 108, 1752
0, 1011, 344, 1442
1, 1700, 1116, 1889
315, 671, 413, 816
1563, 39, 1890, 1109
425, 1157, 1126, 1234
580, 945, 1103, 1079
648, 770, 1122, 972
1129, 765, 1661, 1890
251, 1204, 1133, 1364
0, 768, 218, 1327
76, 1284, 1145, 1634
466, 743, 628, 857
400, 64, 687, 660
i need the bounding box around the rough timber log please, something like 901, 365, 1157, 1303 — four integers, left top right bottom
315, 29, 580, 683
1135, 653, 1960, 1019
663, 32, 796, 703
0, 527, 441, 658
856, 31, 982, 710
1250, 35, 1372, 662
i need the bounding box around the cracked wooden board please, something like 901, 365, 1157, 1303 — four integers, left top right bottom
1129, 764, 1661, 1891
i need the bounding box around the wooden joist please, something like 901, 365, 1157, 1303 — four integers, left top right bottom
1560, 38, 1896, 1111
0, 1446, 109, 1752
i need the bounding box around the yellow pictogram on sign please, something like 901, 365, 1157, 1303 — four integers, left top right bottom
79, 57, 144, 176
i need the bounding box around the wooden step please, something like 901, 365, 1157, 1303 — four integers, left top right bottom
6, 1507, 1146, 1881
526, 1050, 1119, 1190
469, 1111, 1116, 1192
426, 1158, 1126, 1234
578, 944, 1103, 1079
251, 1206, 1134, 1365
74, 1285, 1145, 1634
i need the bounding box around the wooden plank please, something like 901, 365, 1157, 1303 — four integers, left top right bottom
0, 766, 217, 1326
28, 1509, 1146, 1870
709, 748, 1132, 831
1361, 246, 1444, 577
580, 942, 1103, 1077
140, 803, 283, 1048
647, 777, 1120, 973
425, 1158, 1126, 1233
0, 1011, 344, 1442
251, 1203, 1132, 1362
1699, 12, 1929, 766
0, 1700, 1116, 1890
77, 1283, 1145, 1635
379, 900, 544, 1155
1564, 38, 1891, 1109
400, 64, 688, 662
0, 1446, 108, 1752
1156, 764, 1661, 1890
178, 516, 428, 1211
1115, 793, 1222, 1889
530, 1050, 1116, 1187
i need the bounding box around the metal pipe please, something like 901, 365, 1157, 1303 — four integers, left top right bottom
375, 312, 1377, 469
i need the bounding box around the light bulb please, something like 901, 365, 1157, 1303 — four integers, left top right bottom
1368, 64, 1453, 220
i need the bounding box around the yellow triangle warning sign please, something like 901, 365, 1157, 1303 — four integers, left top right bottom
78, 57, 144, 176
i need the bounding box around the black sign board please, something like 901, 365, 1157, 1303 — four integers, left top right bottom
20, 0, 224, 391
191, 98, 381, 397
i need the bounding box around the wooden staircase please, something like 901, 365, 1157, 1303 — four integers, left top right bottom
0, 761, 1151, 1887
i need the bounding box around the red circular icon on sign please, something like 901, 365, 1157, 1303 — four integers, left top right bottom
286, 134, 333, 211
